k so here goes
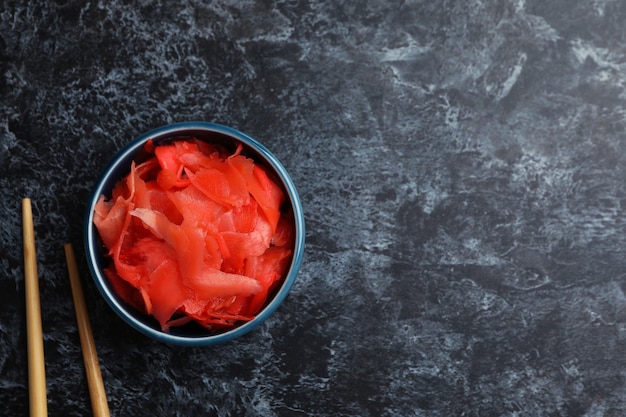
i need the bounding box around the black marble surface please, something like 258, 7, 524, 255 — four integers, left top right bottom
3, 1, 626, 416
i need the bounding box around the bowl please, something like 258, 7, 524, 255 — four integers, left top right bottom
84, 122, 305, 346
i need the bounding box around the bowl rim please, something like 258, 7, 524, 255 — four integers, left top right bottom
84, 121, 305, 346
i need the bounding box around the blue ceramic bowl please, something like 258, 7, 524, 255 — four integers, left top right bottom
84, 122, 305, 346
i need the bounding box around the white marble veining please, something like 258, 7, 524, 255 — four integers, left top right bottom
2, 0, 626, 415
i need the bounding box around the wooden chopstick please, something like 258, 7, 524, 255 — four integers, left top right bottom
22, 198, 48, 417
64, 243, 111, 417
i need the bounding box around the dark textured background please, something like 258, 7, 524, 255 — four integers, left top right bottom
3, 1, 626, 416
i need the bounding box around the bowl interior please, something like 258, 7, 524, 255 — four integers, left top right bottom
85, 122, 304, 346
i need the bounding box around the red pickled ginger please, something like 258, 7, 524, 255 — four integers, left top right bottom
93, 139, 293, 332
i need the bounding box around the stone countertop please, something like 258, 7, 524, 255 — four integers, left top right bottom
2, 1, 626, 416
